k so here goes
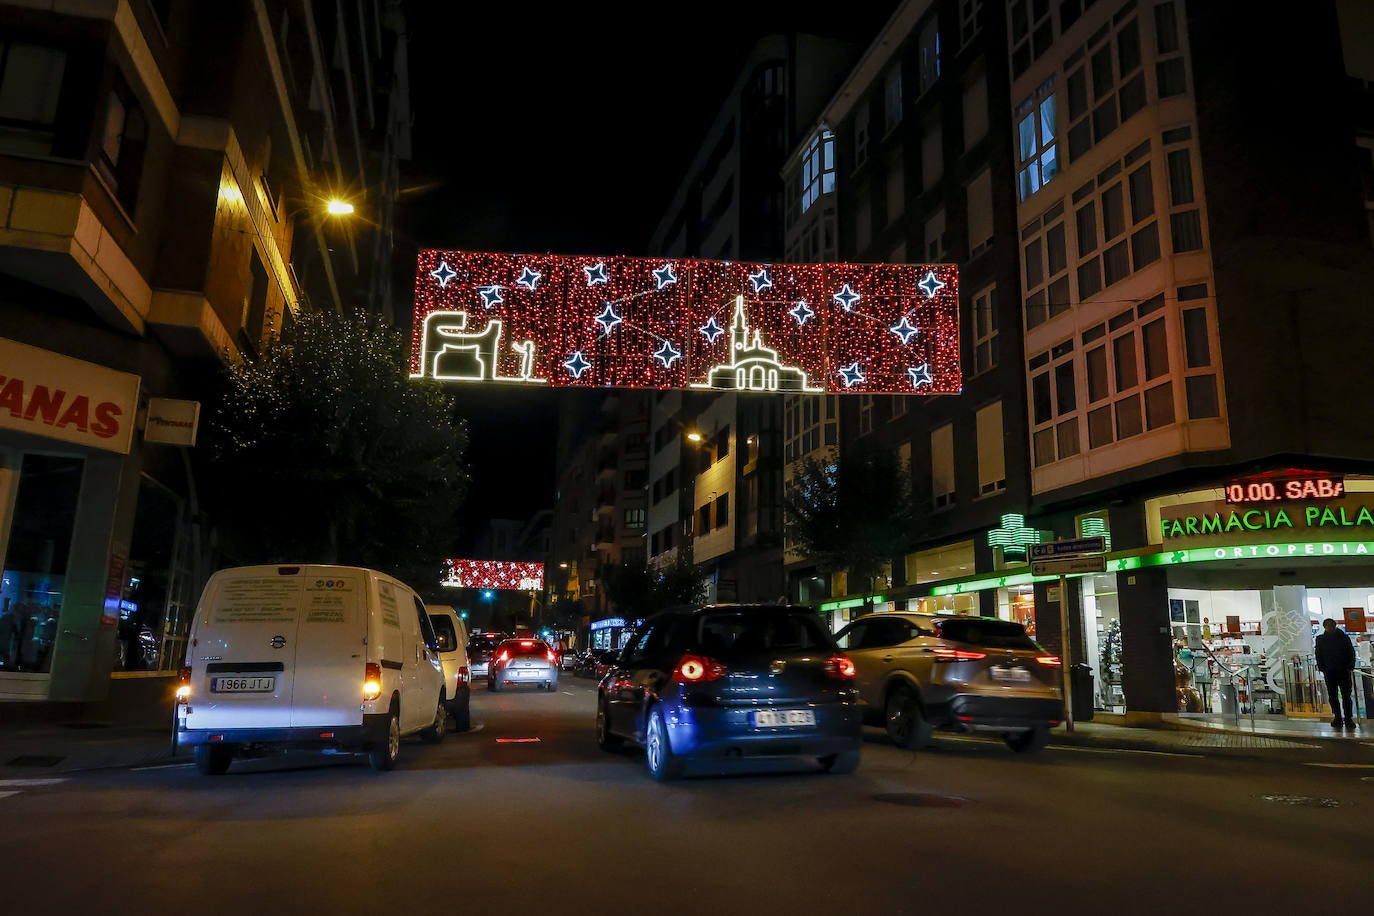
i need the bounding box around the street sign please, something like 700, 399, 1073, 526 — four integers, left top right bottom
1028, 537, 1106, 560
1030, 555, 1107, 577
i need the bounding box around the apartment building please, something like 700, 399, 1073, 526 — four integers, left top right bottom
813, 0, 1374, 722
645, 33, 862, 604
0, 0, 409, 702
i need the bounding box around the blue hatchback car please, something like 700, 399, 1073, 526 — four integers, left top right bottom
595, 604, 863, 780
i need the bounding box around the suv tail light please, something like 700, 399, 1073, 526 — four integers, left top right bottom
932, 646, 988, 662
824, 655, 857, 679
176, 666, 192, 703
363, 662, 382, 701
1035, 655, 1062, 667
672, 653, 726, 683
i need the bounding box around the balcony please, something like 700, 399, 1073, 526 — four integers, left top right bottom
597, 487, 616, 510
593, 528, 617, 549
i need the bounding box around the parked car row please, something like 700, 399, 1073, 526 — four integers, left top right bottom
594, 604, 1064, 781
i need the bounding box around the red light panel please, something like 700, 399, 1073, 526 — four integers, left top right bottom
412, 250, 960, 395
441, 559, 544, 591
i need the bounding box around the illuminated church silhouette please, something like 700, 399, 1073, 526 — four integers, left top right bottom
693, 295, 822, 392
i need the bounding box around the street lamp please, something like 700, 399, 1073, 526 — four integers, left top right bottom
325, 198, 355, 216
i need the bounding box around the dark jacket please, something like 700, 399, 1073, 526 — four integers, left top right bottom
1314, 629, 1356, 674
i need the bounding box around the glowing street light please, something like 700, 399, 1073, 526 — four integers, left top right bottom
326, 198, 355, 216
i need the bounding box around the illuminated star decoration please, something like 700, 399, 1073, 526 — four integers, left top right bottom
839, 362, 866, 388
907, 363, 933, 387
594, 303, 623, 336
748, 267, 773, 293
699, 316, 725, 345
515, 266, 541, 290
430, 261, 456, 288
478, 284, 504, 309
918, 271, 946, 299
653, 263, 679, 290
653, 340, 681, 369
889, 316, 921, 345
833, 284, 861, 311
583, 262, 610, 286
789, 300, 814, 326
563, 351, 592, 379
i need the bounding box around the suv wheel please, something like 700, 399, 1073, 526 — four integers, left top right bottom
644, 707, 684, 781
885, 685, 932, 750
1006, 727, 1049, 754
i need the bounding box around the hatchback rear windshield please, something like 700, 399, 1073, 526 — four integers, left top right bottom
503, 641, 548, 656
471, 635, 503, 651
694, 610, 832, 657
934, 618, 1038, 650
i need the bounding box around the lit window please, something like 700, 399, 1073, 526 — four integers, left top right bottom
1016, 87, 1058, 201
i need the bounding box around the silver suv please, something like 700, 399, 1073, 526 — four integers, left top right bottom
834, 613, 1063, 754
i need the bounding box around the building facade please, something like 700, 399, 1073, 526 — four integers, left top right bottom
0, 0, 409, 702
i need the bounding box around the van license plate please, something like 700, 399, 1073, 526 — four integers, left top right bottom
752, 709, 815, 728
211, 676, 276, 693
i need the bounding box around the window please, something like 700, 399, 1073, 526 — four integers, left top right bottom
931, 423, 955, 507
1029, 341, 1079, 467
924, 209, 946, 261
886, 148, 904, 222
971, 285, 999, 374
921, 110, 943, 190
976, 401, 1006, 494
1154, 2, 1188, 97
959, 0, 983, 47
854, 100, 870, 169
1073, 154, 1160, 301
1065, 13, 1145, 160
715, 494, 729, 528
95, 74, 148, 213
0, 41, 67, 157
855, 189, 872, 252
1180, 300, 1220, 419
800, 129, 835, 213
967, 169, 994, 255
962, 73, 988, 150
624, 508, 645, 529
859, 394, 874, 436
1016, 85, 1058, 200
1022, 204, 1069, 328
624, 469, 647, 490
884, 63, 904, 132
1009, 0, 1055, 79
918, 16, 941, 95
1165, 139, 1204, 252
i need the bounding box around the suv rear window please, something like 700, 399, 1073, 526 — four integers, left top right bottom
694, 609, 832, 657
935, 618, 1038, 650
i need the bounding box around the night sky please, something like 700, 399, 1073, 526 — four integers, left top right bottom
399, 1, 900, 550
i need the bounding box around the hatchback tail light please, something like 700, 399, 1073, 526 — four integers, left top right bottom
1035, 655, 1062, 667
496, 649, 510, 664
363, 662, 382, 701
546, 649, 557, 665
932, 646, 988, 662
176, 666, 192, 703
672, 653, 726, 683
824, 655, 857, 679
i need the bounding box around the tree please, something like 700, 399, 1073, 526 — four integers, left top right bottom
202, 307, 468, 588
783, 450, 914, 610
602, 550, 709, 616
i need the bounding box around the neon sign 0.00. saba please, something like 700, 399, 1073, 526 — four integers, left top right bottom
1224, 476, 1345, 504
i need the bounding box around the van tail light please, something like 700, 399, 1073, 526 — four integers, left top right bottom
176, 666, 192, 703
458, 665, 469, 685
672, 653, 726, 683
1036, 655, 1062, 667
824, 655, 857, 679
932, 646, 988, 662
363, 662, 382, 701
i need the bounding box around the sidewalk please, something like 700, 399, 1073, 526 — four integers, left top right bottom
3, 681, 1373, 774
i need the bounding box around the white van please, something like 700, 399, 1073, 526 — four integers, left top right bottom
425, 604, 472, 731
176, 564, 447, 775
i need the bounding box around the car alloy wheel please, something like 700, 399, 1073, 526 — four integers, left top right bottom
596, 697, 623, 750
645, 707, 684, 781
885, 685, 930, 751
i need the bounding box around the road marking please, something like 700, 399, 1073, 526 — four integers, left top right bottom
0, 778, 67, 787
0, 791, 18, 800
495, 737, 541, 744
1050, 745, 1203, 759
1306, 763, 1374, 769
131, 763, 195, 771
562, 691, 574, 696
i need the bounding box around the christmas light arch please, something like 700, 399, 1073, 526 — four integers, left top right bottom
412, 250, 960, 395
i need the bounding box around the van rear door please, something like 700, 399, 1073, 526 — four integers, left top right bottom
192, 568, 305, 730
290, 568, 367, 727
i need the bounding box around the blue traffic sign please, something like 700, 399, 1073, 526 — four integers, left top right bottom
1029, 537, 1106, 560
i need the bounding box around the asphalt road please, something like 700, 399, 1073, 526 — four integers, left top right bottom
2, 678, 1370, 914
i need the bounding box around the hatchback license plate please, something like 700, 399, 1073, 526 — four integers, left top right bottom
991, 666, 1032, 684
753, 709, 816, 728
211, 676, 275, 693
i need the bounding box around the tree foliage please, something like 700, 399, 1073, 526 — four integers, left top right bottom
202, 307, 469, 587
602, 551, 709, 615
783, 450, 914, 602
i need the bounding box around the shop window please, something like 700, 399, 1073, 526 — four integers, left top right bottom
0, 454, 84, 674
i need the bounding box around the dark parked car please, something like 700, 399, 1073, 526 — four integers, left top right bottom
834, 612, 1063, 754
467, 632, 507, 679
596, 604, 863, 781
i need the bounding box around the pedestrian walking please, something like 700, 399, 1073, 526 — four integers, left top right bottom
1314, 618, 1357, 729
